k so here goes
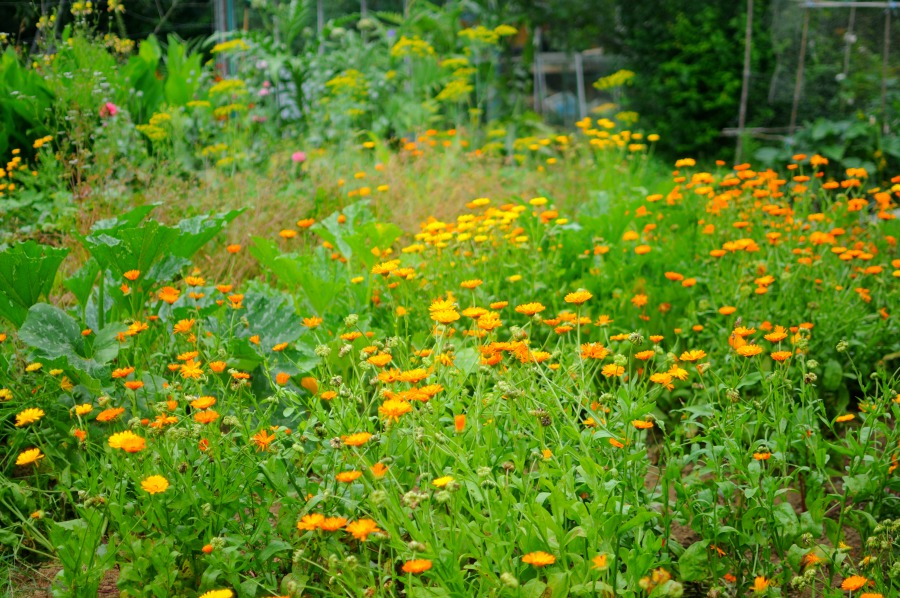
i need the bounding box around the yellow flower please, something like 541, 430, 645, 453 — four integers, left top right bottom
198, 591, 234, 598
16, 448, 44, 466
74, 404, 93, 416
141, 475, 169, 494
25, 362, 43, 372
432, 476, 454, 488
564, 290, 592, 304
15, 408, 45, 427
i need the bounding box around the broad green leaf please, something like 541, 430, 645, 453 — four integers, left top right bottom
0, 241, 68, 327
19, 304, 124, 377
677, 540, 709, 582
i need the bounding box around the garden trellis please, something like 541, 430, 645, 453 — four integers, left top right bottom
732, 0, 898, 162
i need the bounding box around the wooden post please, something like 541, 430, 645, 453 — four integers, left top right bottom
789, 7, 810, 134
736, 0, 754, 163
880, 8, 891, 134
575, 52, 587, 120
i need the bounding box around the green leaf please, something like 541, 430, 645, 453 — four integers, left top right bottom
63, 258, 100, 308
19, 304, 125, 377
0, 241, 68, 327
677, 540, 709, 582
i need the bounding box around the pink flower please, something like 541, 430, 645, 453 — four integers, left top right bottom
100, 102, 119, 118
291, 151, 306, 164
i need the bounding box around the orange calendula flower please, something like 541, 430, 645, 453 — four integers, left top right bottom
679, 349, 707, 362
158, 286, 181, 304
346, 519, 382, 541
840, 576, 868, 591
522, 551, 555, 567
190, 396, 216, 410
632, 420, 653, 430
564, 290, 592, 304
370, 462, 389, 477
460, 279, 483, 289
123, 270, 141, 281
515, 302, 546, 316
112, 366, 135, 378
124, 380, 144, 390
173, 319, 195, 334
96, 407, 125, 422
253, 429, 276, 451
631, 294, 648, 308
336, 470, 363, 483
736, 345, 763, 357
226, 244, 241, 253
180, 360, 203, 379
752, 576, 770, 593
771, 351, 792, 362
601, 364, 625, 377
454, 414, 466, 433
275, 372, 291, 385
591, 554, 609, 570
379, 399, 413, 421
402, 559, 433, 574
719, 306, 737, 315
343, 432, 372, 447
194, 410, 219, 424
609, 438, 625, 449
297, 513, 325, 531
108, 431, 146, 453
208, 361, 227, 373
320, 517, 347, 531
835, 414, 855, 423
753, 452, 771, 461
303, 316, 323, 328
140, 475, 169, 494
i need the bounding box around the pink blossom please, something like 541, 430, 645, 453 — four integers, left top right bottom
291, 151, 306, 164
100, 102, 119, 118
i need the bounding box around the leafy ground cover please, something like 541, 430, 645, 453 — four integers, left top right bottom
1, 129, 899, 597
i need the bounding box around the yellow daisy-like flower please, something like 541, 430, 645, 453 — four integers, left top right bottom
140, 475, 170, 494
16, 448, 44, 466
432, 476, 454, 488
15, 408, 45, 427
564, 290, 592, 304
74, 404, 93, 416
198, 591, 234, 598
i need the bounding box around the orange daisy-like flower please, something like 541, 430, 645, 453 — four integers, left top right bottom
96, 407, 125, 422
719, 306, 737, 315
835, 414, 855, 423
320, 390, 338, 400
123, 269, 141, 281
753, 452, 771, 461
522, 551, 555, 567
180, 359, 204, 379
275, 372, 291, 385
194, 410, 220, 424
158, 286, 181, 304
370, 462, 389, 477
191, 396, 216, 410
16, 448, 44, 466
303, 316, 322, 328
402, 559, 433, 574
112, 366, 135, 379
253, 429, 276, 451
108, 431, 146, 453
564, 290, 592, 304
342, 432, 372, 447
632, 420, 653, 430
601, 364, 625, 378
771, 351, 792, 362
208, 361, 227, 373
634, 350, 655, 361
379, 399, 413, 421
460, 279, 483, 289
346, 518, 382, 541
367, 353, 393, 367
752, 576, 770, 593
630, 294, 648, 308
736, 345, 763, 357
297, 513, 325, 531
840, 576, 868, 591
679, 349, 707, 362
173, 319, 195, 334
336, 470, 363, 483
124, 380, 144, 390
515, 302, 546, 316
320, 517, 347, 531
